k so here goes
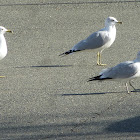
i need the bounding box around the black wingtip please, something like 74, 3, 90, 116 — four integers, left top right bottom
87, 75, 102, 82
59, 50, 73, 56
59, 50, 81, 56
87, 78, 94, 82
88, 75, 113, 82
59, 53, 66, 56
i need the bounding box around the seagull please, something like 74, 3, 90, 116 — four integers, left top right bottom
88, 51, 140, 93
0, 26, 12, 77
59, 16, 122, 66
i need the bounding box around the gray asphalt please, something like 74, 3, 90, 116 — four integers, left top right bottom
0, 0, 140, 140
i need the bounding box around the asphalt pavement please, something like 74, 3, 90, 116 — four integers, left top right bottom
0, 0, 140, 140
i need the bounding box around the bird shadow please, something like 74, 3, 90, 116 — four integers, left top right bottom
106, 116, 140, 133
60, 91, 125, 96
60, 89, 140, 96
15, 65, 73, 69
0, 1, 139, 7
131, 89, 140, 92
30, 65, 73, 68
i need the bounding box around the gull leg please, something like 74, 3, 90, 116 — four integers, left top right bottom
97, 52, 106, 66
97, 52, 100, 65
125, 82, 130, 94
99, 53, 106, 66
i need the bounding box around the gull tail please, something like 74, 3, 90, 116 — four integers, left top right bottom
87, 75, 112, 82
59, 50, 81, 56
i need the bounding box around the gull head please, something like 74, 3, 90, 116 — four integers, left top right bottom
0, 26, 12, 34
105, 17, 122, 27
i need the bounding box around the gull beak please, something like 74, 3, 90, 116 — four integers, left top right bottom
6, 30, 13, 33
117, 21, 122, 24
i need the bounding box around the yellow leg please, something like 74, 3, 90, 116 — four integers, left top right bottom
97, 52, 106, 66
0, 76, 5, 78
125, 83, 130, 94
97, 52, 100, 65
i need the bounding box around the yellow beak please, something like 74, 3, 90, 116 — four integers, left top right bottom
6, 30, 12, 33
117, 21, 122, 24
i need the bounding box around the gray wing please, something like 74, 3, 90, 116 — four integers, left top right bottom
72, 30, 110, 51
101, 61, 138, 79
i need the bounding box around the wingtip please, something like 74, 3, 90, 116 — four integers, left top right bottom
87, 79, 92, 82
87, 75, 102, 82
59, 50, 73, 57
59, 53, 66, 57
87, 77, 95, 82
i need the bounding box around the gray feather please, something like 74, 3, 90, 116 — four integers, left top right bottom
72, 30, 110, 51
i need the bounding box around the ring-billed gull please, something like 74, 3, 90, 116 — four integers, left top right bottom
88, 51, 140, 93
59, 17, 122, 66
0, 26, 12, 77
